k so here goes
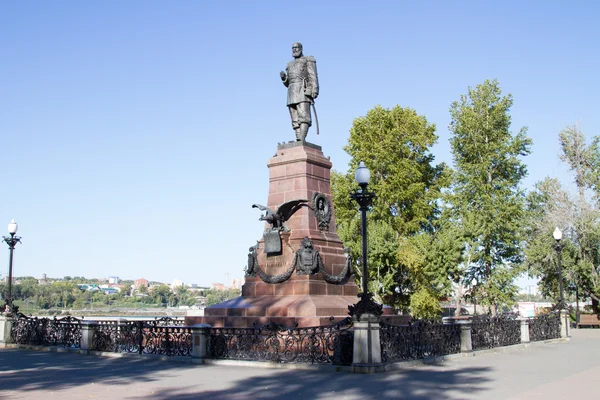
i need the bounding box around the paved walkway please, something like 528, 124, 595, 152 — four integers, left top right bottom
0, 329, 599, 399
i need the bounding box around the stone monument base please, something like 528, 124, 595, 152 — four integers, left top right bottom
185, 275, 408, 328
186, 294, 360, 328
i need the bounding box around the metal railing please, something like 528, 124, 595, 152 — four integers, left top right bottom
528, 312, 561, 342
11, 314, 82, 348
471, 316, 521, 350
207, 318, 354, 365
379, 320, 461, 363
91, 317, 192, 356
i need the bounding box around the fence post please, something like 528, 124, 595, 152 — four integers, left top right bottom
519, 318, 530, 343
191, 323, 212, 362
351, 314, 382, 373
0, 315, 14, 347
456, 320, 472, 353
80, 320, 97, 352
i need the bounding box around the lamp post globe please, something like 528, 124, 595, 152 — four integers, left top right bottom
553, 226, 562, 241
7, 220, 18, 235
355, 161, 371, 187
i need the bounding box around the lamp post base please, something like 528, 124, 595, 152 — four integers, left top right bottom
0, 315, 14, 347
560, 309, 569, 338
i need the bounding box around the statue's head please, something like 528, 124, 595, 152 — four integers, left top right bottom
301, 237, 313, 250
292, 42, 303, 58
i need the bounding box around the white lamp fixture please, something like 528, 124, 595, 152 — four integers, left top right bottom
355, 161, 371, 186
7, 219, 18, 235
553, 227, 562, 241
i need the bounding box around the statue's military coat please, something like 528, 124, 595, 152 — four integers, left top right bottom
282, 56, 319, 106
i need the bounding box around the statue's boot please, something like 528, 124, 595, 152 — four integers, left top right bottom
295, 128, 302, 141
298, 123, 308, 142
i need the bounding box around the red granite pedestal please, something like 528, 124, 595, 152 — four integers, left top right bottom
186, 142, 362, 328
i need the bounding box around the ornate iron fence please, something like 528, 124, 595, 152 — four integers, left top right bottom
529, 312, 561, 341
471, 316, 521, 350
207, 317, 354, 365
379, 320, 461, 363
10, 314, 82, 348
91, 317, 192, 356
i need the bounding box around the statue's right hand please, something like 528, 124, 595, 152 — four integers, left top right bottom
280, 71, 286, 80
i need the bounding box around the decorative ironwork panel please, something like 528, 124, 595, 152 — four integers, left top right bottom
529, 312, 560, 341
207, 318, 353, 365
91, 318, 192, 356
11, 315, 82, 348
92, 321, 121, 352
471, 316, 521, 350
379, 320, 461, 363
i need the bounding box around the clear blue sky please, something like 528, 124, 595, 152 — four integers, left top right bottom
1, 1, 599, 287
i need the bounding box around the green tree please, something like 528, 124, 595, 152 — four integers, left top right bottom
150, 284, 172, 306
525, 178, 575, 301
525, 124, 600, 311
331, 105, 450, 312
448, 79, 532, 315
204, 288, 241, 307
397, 219, 464, 319
118, 283, 132, 297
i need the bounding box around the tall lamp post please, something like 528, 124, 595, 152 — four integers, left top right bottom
553, 226, 568, 336
348, 162, 382, 319
471, 278, 478, 316
2, 219, 21, 313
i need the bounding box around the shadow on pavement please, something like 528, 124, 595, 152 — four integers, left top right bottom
0, 349, 493, 399
0, 349, 191, 392
128, 363, 492, 400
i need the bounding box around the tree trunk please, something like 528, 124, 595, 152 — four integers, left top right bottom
592, 298, 599, 314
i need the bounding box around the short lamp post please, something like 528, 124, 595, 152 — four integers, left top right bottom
348, 162, 381, 319
553, 226, 568, 336
2, 219, 21, 313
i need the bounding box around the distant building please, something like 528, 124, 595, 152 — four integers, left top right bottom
133, 278, 149, 290
77, 284, 100, 291
211, 282, 226, 291
231, 278, 243, 290
108, 276, 120, 284
38, 274, 51, 285
100, 286, 119, 295
171, 279, 184, 290
520, 285, 539, 297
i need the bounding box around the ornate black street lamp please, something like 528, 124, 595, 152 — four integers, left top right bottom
553, 226, 568, 336
348, 162, 382, 318
2, 219, 21, 313
553, 227, 565, 309
471, 278, 478, 316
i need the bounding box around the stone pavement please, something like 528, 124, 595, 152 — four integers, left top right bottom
0, 329, 598, 400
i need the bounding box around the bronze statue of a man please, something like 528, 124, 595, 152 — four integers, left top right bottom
280, 42, 319, 141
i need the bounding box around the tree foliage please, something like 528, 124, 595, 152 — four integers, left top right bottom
448, 79, 532, 315
332, 105, 451, 314
526, 124, 600, 310
1, 276, 236, 311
